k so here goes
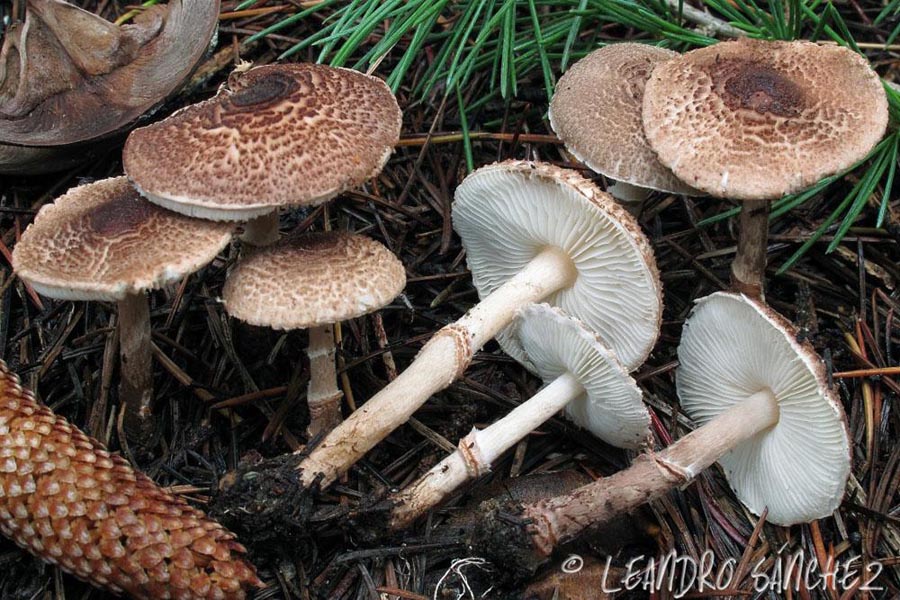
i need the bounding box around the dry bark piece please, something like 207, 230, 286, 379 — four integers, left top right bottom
0, 0, 220, 147
296, 160, 661, 490
0, 359, 261, 599
12, 177, 233, 445
549, 43, 696, 201
642, 38, 888, 200
386, 304, 648, 530
472, 293, 850, 576
124, 63, 403, 222
223, 231, 406, 437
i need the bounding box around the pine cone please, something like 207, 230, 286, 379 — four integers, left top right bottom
0, 360, 262, 599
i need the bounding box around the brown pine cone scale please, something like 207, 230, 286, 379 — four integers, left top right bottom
0, 360, 262, 599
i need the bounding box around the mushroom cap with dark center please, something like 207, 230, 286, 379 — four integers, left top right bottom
124, 63, 403, 221
12, 177, 234, 301
453, 160, 662, 372
676, 292, 850, 525
642, 39, 888, 200
549, 43, 696, 196
516, 304, 649, 449
0, 0, 220, 147
222, 231, 406, 330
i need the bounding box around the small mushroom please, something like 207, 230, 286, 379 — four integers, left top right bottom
123, 63, 403, 245
549, 43, 696, 203
642, 39, 888, 297
222, 231, 406, 438
297, 160, 661, 489
12, 177, 234, 445
473, 292, 850, 576
0, 359, 261, 599
0, 0, 220, 147
386, 304, 649, 530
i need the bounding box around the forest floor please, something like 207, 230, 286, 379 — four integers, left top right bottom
1, 1, 900, 598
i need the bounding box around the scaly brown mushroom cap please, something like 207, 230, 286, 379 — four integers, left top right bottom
124, 63, 403, 220
223, 231, 406, 330
642, 39, 889, 200
12, 177, 234, 301
0, 0, 220, 147
549, 43, 695, 196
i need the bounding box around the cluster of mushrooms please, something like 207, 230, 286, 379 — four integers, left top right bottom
0, 7, 891, 597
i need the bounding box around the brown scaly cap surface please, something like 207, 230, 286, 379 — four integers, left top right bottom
0, 360, 262, 599
0, 0, 220, 147
642, 39, 889, 200
12, 177, 234, 302
549, 43, 695, 195
223, 231, 406, 330
123, 63, 403, 221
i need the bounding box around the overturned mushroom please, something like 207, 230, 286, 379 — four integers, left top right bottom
385, 304, 648, 530
0, 0, 220, 147
297, 161, 661, 489
123, 63, 402, 244
12, 177, 233, 445
474, 292, 850, 576
642, 39, 888, 297
0, 359, 261, 599
549, 43, 696, 202
223, 231, 406, 438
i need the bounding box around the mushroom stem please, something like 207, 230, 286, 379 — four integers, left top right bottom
516, 388, 779, 559
117, 292, 154, 441
389, 371, 584, 530
307, 323, 343, 439
298, 246, 578, 488
241, 211, 280, 246
731, 199, 770, 300
607, 181, 651, 204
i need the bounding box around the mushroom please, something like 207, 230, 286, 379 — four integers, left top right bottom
123, 63, 403, 245
222, 231, 406, 438
297, 160, 662, 489
0, 0, 220, 147
12, 177, 234, 445
642, 38, 888, 297
385, 303, 649, 531
474, 292, 850, 576
0, 359, 262, 599
549, 43, 696, 203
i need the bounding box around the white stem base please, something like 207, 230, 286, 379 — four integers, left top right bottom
389, 372, 583, 529
297, 247, 577, 489
525, 389, 779, 555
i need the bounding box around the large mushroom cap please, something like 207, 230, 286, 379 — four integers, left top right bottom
676, 292, 850, 525
643, 39, 888, 200
549, 43, 695, 196
124, 63, 403, 221
12, 177, 234, 301
515, 304, 649, 449
453, 160, 661, 372
223, 231, 406, 330
0, 0, 220, 147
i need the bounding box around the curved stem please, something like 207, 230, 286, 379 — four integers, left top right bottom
117, 293, 153, 441
389, 372, 583, 530
306, 323, 343, 439
297, 247, 578, 489
241, 211, 280, 246
523, 389, 779, 556
731, 199, 769, 300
